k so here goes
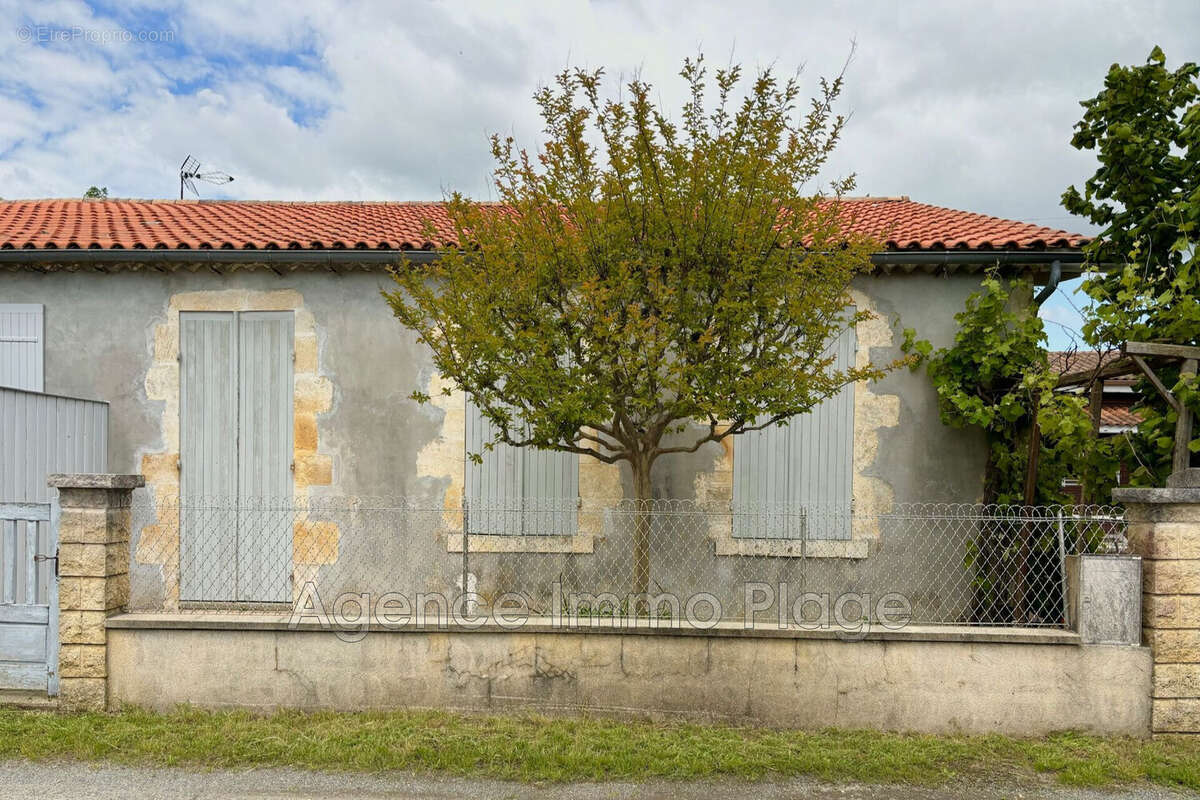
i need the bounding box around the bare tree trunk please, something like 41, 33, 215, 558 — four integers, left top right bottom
632, 458, 652, 611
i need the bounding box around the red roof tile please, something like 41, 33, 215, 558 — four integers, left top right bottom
1047, 350, 1126, 377
0, 197, 1088, 253
1101, 402, 1142, 429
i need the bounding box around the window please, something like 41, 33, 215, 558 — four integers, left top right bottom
179, 311, 294, 602
732, 320, 856, 540
465, 400, 578, 535
0, 304, 43, 392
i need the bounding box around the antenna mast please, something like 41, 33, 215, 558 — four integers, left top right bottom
179, 155, 234, 199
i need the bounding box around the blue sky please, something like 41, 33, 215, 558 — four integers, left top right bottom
2, 0, 1197, 349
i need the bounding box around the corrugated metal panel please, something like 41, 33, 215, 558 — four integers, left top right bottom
465, 401, 577, 535
0, 304, 43, 392
236, 312, 293, 602
0, 387, 108, 504
733, 318, 857, 540
179, 312, 238, 602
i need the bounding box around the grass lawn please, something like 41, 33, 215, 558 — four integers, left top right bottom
1, 706, 1198, 789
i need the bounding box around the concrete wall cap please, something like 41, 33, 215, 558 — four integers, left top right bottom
48, 473, 145, 489
1113, 487, 1200, 505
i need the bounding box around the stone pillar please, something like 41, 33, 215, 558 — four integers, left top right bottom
48, 473, 144, 712
1115, 477, 1200, 737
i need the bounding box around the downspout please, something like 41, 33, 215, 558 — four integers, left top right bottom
1033, 259, 1062, 306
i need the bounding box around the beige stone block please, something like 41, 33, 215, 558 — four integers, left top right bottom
1155, 663, 1200, 698
1149, 628, 1200, 663
58, 543, 106, 577
294, 521, 339, 565
106, 572, 130, 610
58, 507, 111, 544
1154, 698, 1200, 733
249, 289, 303, 311
59, 677, 107, 713
1144, 594, 1200, 629
294, 414, 318, 452
144, 362, 179, 401
1153, 524, 1200, 559
295, 453, 333, 487
60, 644, 107, 679
153, 324, 178, 362
294, 334, 319, 373
135, 523, 179, 566
59, 610, 108, 645
294, 375, 333, 414
141, 452, 179, 486
1143, 559, 1200, 595
1131, 522, 1200, 559
160, 407, 180, 454
294, 308, 317, 334
1125, 503, 1200, 525
579, 455, 623, 503
169, 289, 249, 311
60, 577, 108, 611
107, 506, 132, 540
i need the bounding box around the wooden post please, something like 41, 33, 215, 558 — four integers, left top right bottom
1084, 381, 1104, 504
1175, 359, 1197, 477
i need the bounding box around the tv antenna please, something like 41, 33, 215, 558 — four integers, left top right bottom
179, 155, 234, 199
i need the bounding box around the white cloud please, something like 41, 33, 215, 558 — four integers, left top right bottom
0, 0, 1196, 232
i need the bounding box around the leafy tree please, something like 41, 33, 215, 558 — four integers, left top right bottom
386, 56, 900, 598
83, 186, 108, 199
1063, 46, 1200, 483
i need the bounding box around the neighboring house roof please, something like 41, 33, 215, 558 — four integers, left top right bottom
1048, 350, 1142, 432
1047, 349, 1123, 376
1100, 402, 1141, 430
0, 196, 1088, 253
1047, 349, 1137, 387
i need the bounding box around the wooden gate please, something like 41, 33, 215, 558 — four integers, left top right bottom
0, 386, 108, 695
0, 502, 57, 693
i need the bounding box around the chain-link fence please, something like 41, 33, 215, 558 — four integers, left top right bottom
129, 496, 1126, 631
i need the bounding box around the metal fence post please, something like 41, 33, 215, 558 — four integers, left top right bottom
1057, 507, 1070, 628
461, 499, 470, 606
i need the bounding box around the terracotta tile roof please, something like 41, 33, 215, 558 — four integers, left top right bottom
1047, 350, 1126, 377
1101, 402, 1141, 429
1048, 351, 1142, 430
0, 197, 1088, 252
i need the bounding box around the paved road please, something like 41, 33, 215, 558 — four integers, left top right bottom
0, 760, 1192, 799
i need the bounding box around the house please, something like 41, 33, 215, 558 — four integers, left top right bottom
1050, 349, 1142, 500
0, 197, 1089, 614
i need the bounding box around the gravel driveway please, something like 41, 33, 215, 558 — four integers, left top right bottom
2, 760, 1195, 800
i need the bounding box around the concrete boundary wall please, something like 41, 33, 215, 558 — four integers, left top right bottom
106, 618, 1151, 736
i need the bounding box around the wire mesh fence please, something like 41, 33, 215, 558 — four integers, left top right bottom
129, 496, 1127, 632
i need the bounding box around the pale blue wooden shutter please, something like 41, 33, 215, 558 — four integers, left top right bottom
0, 304, 44, 392
180, 311, 293, 602
236, 312, 294, 602
732, 319, 856, 540
180, 312, 238, 601
465, 400, 577, 535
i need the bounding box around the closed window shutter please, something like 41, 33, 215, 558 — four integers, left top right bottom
179, 311, 294, 602
179, 312, 239, 601
236, 312, 294, 601
465, 400, 578, 535
733, 318, 856, 540
0, 304, 44, 392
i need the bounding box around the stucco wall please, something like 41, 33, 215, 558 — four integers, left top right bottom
4, 268, 988, 612
105, 622, 1152, 736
